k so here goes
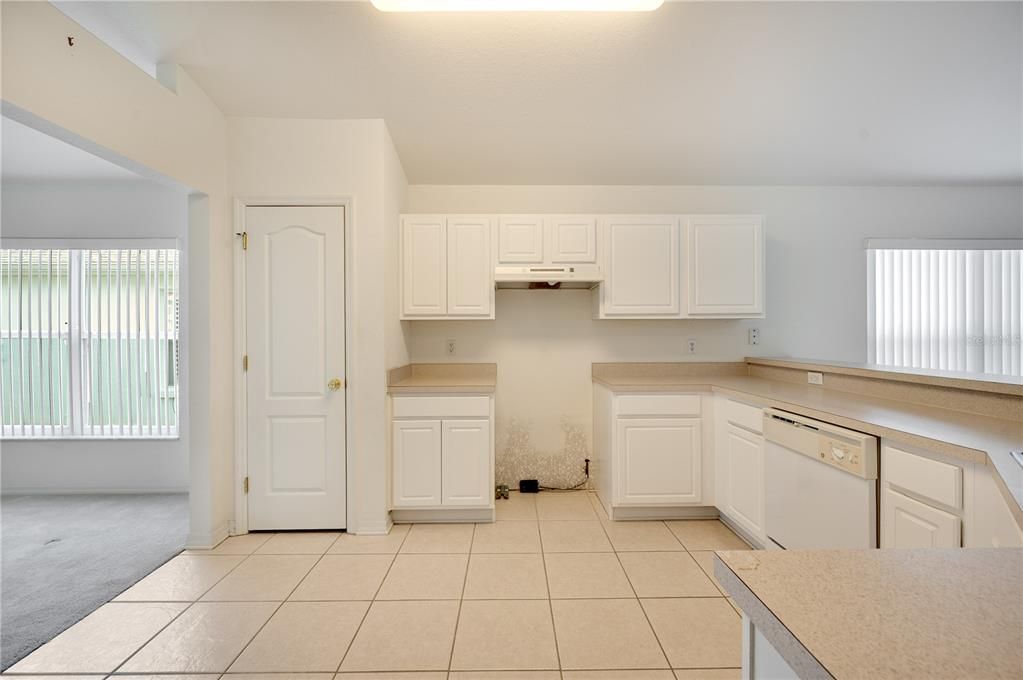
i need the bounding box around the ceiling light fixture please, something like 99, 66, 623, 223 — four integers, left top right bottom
371, 0, 663, 11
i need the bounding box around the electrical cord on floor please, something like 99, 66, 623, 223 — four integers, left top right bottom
539, 458, 590, 492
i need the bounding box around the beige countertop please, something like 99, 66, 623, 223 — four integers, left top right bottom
714, 548, 1023, 680
388, 363, 496, 394
592, 364, 1023, 526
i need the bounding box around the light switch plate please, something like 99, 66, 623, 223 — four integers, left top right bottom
807, 371, 824, 385
446, 339, 456, 356
748, 328, 760, 345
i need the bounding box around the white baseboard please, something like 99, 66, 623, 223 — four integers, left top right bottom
391, 507, 496, 524
608, 505, 720, 521
186, 520, 230, 550
718, 513, 767, 550
1, 486, 188, 495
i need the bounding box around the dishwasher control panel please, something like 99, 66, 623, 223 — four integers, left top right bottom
818, 435, 871, 477
763, 408, 879, 480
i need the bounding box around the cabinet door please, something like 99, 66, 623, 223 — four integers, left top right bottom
600, 216, 681, 317
402, 216, 447, 316
882, 487, 961, 548
725, 425, 764, 538
549, 216, 596, 264
447, 216, 493, 316
498, 216, 544, 263
441, 419, 491, 506
686, 215, 764, 316
393, 420, 442, 507
616, 417, 700, 504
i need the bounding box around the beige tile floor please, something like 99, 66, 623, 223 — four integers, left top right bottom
6, 491, 750, 680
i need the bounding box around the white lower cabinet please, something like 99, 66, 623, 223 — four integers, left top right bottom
883, 487, 962, 548
880, 443, 963, 548
441, 419, 492, 506
391, 395, 494, 514
593, 388, 710, 519
392, 420, 443, 507
724, 423, 765, 539
618, 417, 700, 504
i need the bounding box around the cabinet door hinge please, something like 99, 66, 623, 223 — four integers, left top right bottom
243, 476, 249, 494
236, 231, 248, 250
242, 355, 248, 371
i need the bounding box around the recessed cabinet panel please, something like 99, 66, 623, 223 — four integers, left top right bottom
550, 216, 597, 264
393, 420, 442, 507
617, 417, 700, 504
726, 425, 764, 537
601, 216, 681, 317
498, 216, 544, 263
442, 419, 491, 507
447, 217, 493, 316
687, 215, 764, 316
401, 216, 446, 316
882, 488, 961, 548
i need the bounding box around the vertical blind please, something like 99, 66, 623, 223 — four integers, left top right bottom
867, 243, 1022, 378
0, 247, 180, 438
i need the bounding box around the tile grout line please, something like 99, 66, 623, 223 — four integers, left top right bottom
217, 539, 333, 674
536, 500, 565, 679
104, 533, 277, 675
332, 524, 412, 674
594, 512, 672, 671
444, 522, 476, 675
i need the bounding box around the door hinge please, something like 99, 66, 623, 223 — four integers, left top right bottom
242, 355, 248, 371
236, 231, 248, 250
243, 476, 249, 494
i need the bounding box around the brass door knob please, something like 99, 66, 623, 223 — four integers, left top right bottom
327, 378, 343, 392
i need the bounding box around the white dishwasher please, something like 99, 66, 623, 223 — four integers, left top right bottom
763, 409, 879, 549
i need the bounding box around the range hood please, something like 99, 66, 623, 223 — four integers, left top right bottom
494, 265, 603, 290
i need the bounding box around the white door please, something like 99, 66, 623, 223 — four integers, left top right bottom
393, 419, 442, 507
600, 216, 681, 317
498, 216, 544, 263
447, 216, 493, 316
245, 206, 346, 530
725, 425, 764, 538
617, 417, 700, 504
882, 488, 961, 548
687, 215, 763, 316
402, 216, 447, 317
549, 216, 597, 264
441, 419, 491, 506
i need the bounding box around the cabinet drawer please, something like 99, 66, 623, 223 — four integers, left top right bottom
392, 396, 490, 419
725, 399, 763, 434
616, 394, 701, 417
883, 445, 963, 510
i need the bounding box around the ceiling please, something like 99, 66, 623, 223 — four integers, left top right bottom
2, 116, 142, 181
53, 1, 1022, 186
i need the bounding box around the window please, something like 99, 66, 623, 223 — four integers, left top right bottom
1, 245, 180, 438
867, 240, 1022, 378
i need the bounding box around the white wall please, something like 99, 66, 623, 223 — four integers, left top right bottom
1, 180, 191, 492
406, 184, 1023, 484
3, 1, 231, 546
229, 117, 408, 533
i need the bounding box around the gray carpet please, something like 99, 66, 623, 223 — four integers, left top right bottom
1, 493, 188, 670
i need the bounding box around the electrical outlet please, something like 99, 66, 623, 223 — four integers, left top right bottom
446, 339, 456, 356
748, 328, 760, 345
686, 338, 697, 354
807, 371, 824, 385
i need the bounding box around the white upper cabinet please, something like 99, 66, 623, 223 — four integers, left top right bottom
401, 215, 447, 317
402, 213, 764, 320
549, 216, 597, 264
447, 216, 493, 316
686, 215, 764, 317
401, 215, 492, 319
599, 215, 681, 318
498, 216, 544, 263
